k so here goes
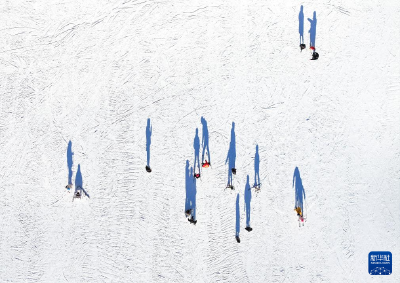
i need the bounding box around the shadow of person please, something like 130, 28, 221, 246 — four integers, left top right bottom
254, 145, 260, 187
308, 11, 317, 48
226, 122, 236, 186
185, 165, 197, 224
146, 118, 152, 169
235, 193, 240, 243
190, 167, 197, 222
67, 141, 74, 186
293, 167, 306, 215
299, 5, 304, 45
193, 128, 201, 174
185, 160, 191, 214
244, 175, 252, 231
201, 116, 210, 164
75, 164, 82, 191
74, 164, 90, 198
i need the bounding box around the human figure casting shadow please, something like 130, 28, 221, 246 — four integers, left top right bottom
299, 5, 304, 45
185, 161, 190, 213
235, 193, 240, 243
254, 145, 260, 188
185, 161, 197, 224
201, 117, 210, 165
74, 164, 90, 199
226, 122, 236, 187
244, 175, 252, 231
67, 141, 73, 187
146, 118, 152, 172
308, 11, 317, 48
293, 167, 305, 217
193, 128, 201, 175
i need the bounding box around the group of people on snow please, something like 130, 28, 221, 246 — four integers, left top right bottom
299, 5, 319, 60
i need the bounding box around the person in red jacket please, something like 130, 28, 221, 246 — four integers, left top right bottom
202, 160, 210, 168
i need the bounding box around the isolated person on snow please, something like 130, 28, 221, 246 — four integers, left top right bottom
185, 160, 191, 215
244, 175, 252, 232
226, 122, 236, 187
146, 118, 152, 172
73, 164, 90, 199
73, 164, 83, 199
235, 193, 240, 243
67, 140, 74, 188
299, 5, 305, 50
293, 167, 306, 216
201, 116, 211, 165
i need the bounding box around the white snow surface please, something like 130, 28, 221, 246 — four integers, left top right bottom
1, 0, 399, 282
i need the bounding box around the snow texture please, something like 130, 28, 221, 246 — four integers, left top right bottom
0, 0, 399, 282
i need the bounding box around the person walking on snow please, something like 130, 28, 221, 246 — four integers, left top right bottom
244, 175, 252, 231
201, 116, 210, 165
226, 122, 236, 187
146, 118, 152, 170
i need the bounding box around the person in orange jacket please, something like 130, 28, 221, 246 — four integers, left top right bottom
295, 206, 302, 216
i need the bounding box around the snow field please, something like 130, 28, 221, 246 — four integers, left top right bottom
0, 0, 399, 282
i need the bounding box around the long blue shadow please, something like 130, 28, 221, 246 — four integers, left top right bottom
146, 118, 152, 167
193, 128, 201, 174
67, 141, 73, 185
244, 175, 252, 228
226, 122, 236, 186
185, 161, 190, 212
293, 167, 306, 213
308, 11, 317, 48
201, 116, 210, 164
299, 5, 304, 44
185, 160, 197, 220
254, 145, 260, 187
190, 167, 196, 220
75, 164, 90, 198
75, 164, 82, 191
236, 193, 240, 238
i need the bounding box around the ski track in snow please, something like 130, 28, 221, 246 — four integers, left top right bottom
1, 0, 400, 282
